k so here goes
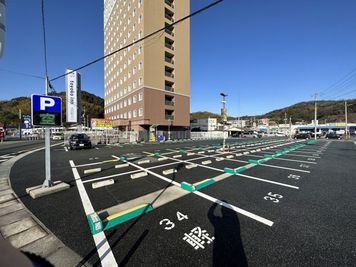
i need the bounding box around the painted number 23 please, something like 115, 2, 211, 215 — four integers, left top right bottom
264, 192, 283, 203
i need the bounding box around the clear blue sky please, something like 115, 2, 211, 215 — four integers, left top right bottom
1, 0, 356, 117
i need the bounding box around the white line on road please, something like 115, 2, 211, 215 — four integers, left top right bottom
259, 163, 310, 173
69, 160, 117, 267
112, 155, 274, 227
193, 191, 274, 226
64, 147, 68, 152
235, 173, 299, 189
248, 154, 317, 164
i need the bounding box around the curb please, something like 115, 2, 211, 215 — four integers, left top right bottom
0, 146, 90, 267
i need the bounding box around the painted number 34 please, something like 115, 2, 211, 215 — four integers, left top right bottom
159, 212, 188, 231
264, 192, 283, 203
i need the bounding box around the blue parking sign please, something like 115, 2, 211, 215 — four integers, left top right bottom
31, 95, 62, 126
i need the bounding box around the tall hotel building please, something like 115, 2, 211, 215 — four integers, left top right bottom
103, 0, 190, 138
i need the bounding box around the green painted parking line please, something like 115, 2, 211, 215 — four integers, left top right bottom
194, 179, 216, 190
264, 154, 275, 159
235, 166, 248, 173
248, 159, 268, 165
224, 168, 236, 174
87, 204, 153, 235
180, 179, 216, 192
181, 182, 195, 192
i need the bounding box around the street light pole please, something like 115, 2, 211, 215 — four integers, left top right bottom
345, 100, 348, 139
313, 93, 318, 140
220, 93, 228, 150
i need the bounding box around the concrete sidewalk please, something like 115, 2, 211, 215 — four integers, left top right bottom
0, 150, 88, 267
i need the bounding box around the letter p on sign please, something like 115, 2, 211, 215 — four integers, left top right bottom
40, 97, 55, 111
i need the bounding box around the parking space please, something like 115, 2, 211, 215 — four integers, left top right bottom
13, 137, 356, 266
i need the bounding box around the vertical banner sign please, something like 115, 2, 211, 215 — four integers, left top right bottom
221, 108, 227, 122
66, 69, 81, 123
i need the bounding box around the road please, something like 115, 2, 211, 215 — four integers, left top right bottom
0, 140, 46, 163
6, 137, 356, 266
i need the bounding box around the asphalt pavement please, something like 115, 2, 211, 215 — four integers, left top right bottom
5, 137, 356, 266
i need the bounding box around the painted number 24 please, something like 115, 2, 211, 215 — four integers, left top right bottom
264, 192, 283, 203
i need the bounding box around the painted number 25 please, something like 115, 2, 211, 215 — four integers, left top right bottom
264, 192, 283, 203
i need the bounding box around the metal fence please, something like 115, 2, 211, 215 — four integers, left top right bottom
64, 129, 138, 145
190, 131, 228, 140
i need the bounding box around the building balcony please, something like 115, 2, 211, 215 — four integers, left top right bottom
165, 56, 174, 64
165, 0, 174, 8
165, 85, 174, 92
165, 100, 174, 106
165, 14, 174, 23
164, 28, 174, 37
165, 71, 174, 78
165, 43, 174, 51
165, 115, 174, 120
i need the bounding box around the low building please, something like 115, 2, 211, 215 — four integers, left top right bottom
190, 118, 217, 132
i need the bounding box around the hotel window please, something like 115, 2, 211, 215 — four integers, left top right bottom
124, 100, 127, 107
133, 110, 137, 118
128, 111, 132, 119
139, 108, 143, 116
128, 85, 132, 92
139, 77, 143, 86
133, 81, 137, 89
138, 92, 143, 101
128, 97, 132, 105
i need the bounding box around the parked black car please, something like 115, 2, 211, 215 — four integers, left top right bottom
69, 133, 92, 150
326, 132, 342, 139
294, 133, 311, 139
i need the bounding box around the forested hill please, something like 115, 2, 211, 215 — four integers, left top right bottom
191, 99, 356, 123
0, 91, 104, 126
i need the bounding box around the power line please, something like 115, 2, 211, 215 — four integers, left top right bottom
319, 67, 356, 98
333, 88, 356, 99
50, 0, 224, 82
41, 0, 49, 77
0, 67, 44, 79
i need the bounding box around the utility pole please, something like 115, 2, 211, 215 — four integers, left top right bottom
42, 0, 53, 188
345, 100, 348, 139
238, 96, 241, 138
220, 93, 228, 150
289, 116, 292, 139
18, 109, 22, 140
312, 93, 319, 140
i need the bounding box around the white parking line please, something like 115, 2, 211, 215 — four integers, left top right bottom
248, 154, 317, 164
69, 160, 117, 267
162, 154, 300, 188
259, 163, 310, 173
235, 173, 299, 189
193, 191, 274, 226
112, 155, 274, 227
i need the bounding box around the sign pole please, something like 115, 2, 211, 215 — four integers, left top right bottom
43, 76, 53, 187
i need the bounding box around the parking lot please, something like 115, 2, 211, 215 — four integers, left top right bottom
10, 137, 356, 266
